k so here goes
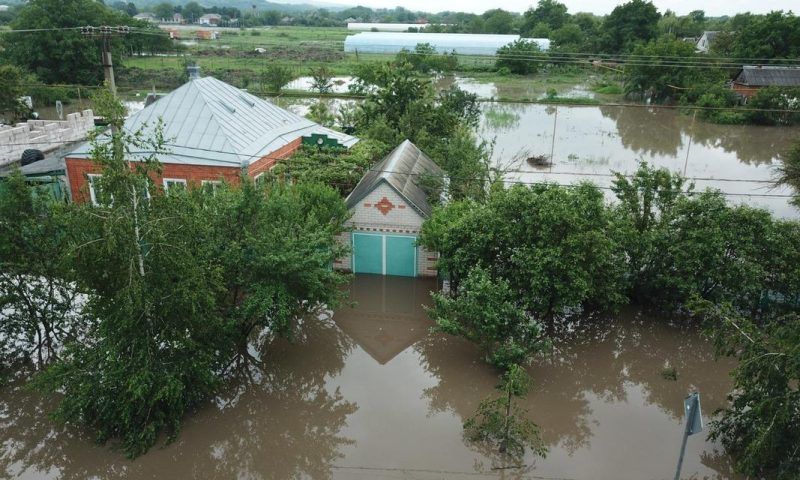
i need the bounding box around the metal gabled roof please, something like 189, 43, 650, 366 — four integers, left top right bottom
67, 76, 357, 166
735, 66, 800, 87
346, 140, 444, 218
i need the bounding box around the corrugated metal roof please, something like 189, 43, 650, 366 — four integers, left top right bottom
346, 140, 444, 217
67, 76, 358, 166
735, 66, 800, 87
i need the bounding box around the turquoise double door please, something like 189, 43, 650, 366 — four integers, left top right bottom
352, 233, 417, 277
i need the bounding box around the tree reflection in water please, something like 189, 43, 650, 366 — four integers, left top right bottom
0, 315, 358, 480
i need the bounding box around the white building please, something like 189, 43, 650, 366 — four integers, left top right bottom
696, 31, 719, 53
344, 32, 550, 55
347, 22, 429, 32
198, 13, 222, 26
335, 140, 442, 278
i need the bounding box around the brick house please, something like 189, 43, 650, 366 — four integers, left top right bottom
732, 65, 800, 99
335, 140, 442, 278
64, 74, 357, 204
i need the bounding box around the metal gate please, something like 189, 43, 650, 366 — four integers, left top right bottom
352, 233, 417, 277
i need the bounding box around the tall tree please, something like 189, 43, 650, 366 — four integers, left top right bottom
600, 0, 661, 53
5, 0, 131, 84
522, 0, 569, 35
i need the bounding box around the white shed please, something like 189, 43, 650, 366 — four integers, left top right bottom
335, 140, 442, 277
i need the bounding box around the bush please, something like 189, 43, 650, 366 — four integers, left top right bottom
495, 40, 544, 75
745, 86, 800, 126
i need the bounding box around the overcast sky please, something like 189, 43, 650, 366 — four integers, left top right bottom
329, 0, 796, 16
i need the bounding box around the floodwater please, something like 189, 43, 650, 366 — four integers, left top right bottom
480, 102, 800, 218
1, 275, 741, 479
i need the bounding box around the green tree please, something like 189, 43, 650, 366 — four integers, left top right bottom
522, 0, 569, 35
745, 86, 800, 126
260, 64, 294, 93
482, 9, 515, 34
309, 66, 333, 94
600, 0, 661, 53
430, 268, 548, 370
623, 38, 702, 101
776, 139, 800, 207
728, 11, 800, 59
33, 89, 230, 457
550, 24, 583, 49
464, 365, 546, 462
152, 2, 174, 21
693, 301, 800, 478
420, 183, 626, 319
5, 0, 131, 84
495, 39, 544, 75
182, 1, 203, 23
0, 65, 33, 122
0, 171, 81, 383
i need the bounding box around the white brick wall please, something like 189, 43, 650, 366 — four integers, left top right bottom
0, 110, 94, 167
335, 182, 438, 277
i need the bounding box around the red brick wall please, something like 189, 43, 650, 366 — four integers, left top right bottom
732, 83, 760, 98
65, 157, 241, 204
65, 138, 305, 203
247, 138, 302, 178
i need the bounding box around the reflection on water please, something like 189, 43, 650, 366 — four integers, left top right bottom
481, 103, 800, 218
0, 276, 742, 479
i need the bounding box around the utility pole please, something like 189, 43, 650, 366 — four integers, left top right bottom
81, 25, 131, 97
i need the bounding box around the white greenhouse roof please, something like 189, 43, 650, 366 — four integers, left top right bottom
344, 32, 550, 55
67, 76, 358, 167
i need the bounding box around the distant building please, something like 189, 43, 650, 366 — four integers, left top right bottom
198, 13, 221, 26
195, 30, 219, 40
347, 22, 430, 32
172, 13, 184, 24
64, 74, 357, 205
696, 31, 719, 53
335, 140, 442, 278
167, 28, 181, 40
133, 12, 156, 22
732, 65, 800, 98
0, 5, 10, 12
344, 32, 550, 55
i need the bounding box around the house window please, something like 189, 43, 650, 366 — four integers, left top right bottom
201, 180, 222, 193
163, 178, 187, 194
254, 172, 265, 183
87, 174, 105, 206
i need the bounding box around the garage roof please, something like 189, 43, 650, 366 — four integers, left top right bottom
346, 140, 443, 217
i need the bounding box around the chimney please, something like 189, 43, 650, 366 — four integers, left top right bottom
187, 65, 201, 80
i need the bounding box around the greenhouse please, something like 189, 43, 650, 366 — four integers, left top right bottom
343, 32, 550, 56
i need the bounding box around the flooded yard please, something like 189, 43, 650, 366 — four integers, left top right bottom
480, 103, 800, 217
1, 276, 740, 479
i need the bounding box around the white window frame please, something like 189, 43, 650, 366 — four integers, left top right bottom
254, 172, 265, 183
162, 178, 187, 193
201, 180, 222, 193
87, 174, 103, 206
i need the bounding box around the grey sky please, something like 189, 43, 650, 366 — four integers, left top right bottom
332, 0, 796, 16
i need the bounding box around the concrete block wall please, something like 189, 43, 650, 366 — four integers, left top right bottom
0, 110, 94, 167
335, 182, 438, 277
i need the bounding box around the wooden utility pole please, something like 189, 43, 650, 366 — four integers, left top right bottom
81, 25, 131, 97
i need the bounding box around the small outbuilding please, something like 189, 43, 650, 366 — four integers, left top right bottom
732, 65, 800, 98
336, 140, 442, 278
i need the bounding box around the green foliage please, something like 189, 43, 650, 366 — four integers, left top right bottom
260, 64, 294, 93
354, 62, 490, 201
623, 38, 702, 101
5, 0, 133, 84
309, 66, 333, 94
776, 139, 800, 207
482, 9, 515, 35
421, 183, 626, 320
726, 11, 800, 59
600, 0, 661, 53
522, 0, 569, 35
267, 140, 386, 196
430, 268, 548, 370
681, 83, 744, 124
306, 100, 335, 127
464, 365, 546, 461
0, 65, 34, 122
495, 40, 543, 75
745, 87, 800, 126
30, 90, 350, 457
0, 171, 80, 382
395, 43, 458, 74
694, 301, 800, 478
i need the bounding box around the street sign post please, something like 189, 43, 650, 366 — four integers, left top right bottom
674, 391, 702, 480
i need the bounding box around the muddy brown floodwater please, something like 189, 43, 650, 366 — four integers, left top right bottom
0, 275, 741, 479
